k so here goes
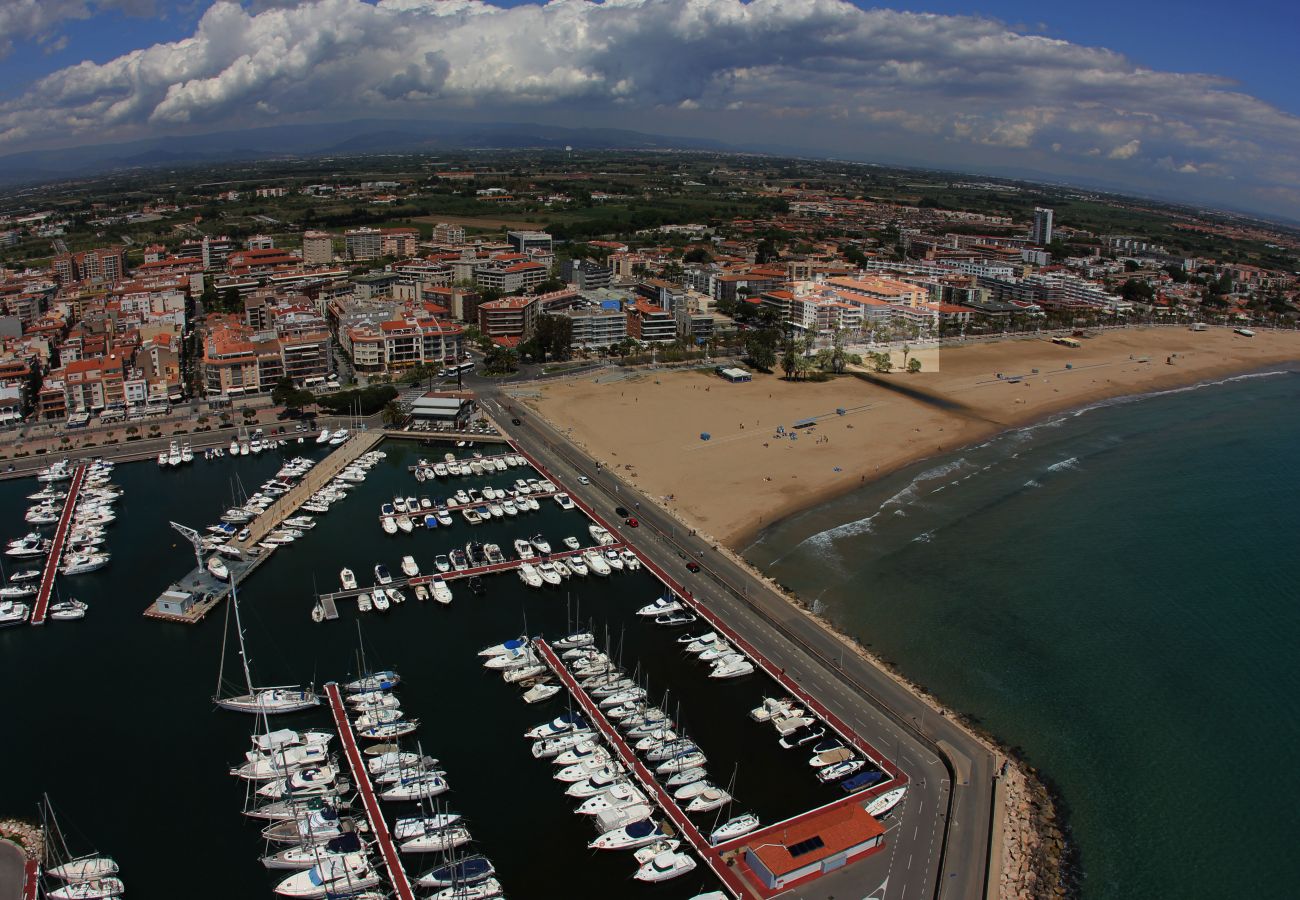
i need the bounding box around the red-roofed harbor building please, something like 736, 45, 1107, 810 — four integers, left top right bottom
744, 802, 885, 891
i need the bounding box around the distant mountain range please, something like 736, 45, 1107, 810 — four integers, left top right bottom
0, 119, 737, 185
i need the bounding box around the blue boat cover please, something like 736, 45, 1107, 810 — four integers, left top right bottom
841, 771, 884, 792
626, 819, 656, 839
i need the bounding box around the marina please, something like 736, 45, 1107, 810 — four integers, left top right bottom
1, 431, 908, 899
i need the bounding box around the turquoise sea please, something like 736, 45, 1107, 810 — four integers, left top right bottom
746, 369, 1300, 900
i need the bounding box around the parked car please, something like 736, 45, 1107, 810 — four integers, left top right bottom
686, 561, 701, 573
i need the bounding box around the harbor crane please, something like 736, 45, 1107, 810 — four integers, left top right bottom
169, 521, 207, 570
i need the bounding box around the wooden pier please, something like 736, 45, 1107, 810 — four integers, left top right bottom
30, 464, 86, 626
317, 542, 629, 605
324, 682, 416, 900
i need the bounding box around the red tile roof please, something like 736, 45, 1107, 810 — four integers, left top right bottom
749, 802, 885, 876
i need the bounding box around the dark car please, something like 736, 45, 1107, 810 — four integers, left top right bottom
615, 506, 630, 518
511, 418, 522, 426
626, 518, 639, 528
686, 561, 701, 573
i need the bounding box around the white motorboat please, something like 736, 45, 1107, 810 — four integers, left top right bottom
428, 878, 503, 900
316, 428, 331, 444
522, 683, 561, 704
48, 878, 125, 899
637, 597, 682, 617
396, 516, 414, 533
235, 743, 332, 780
672, 779, 715, 801
620, 549, 641, 570
484, 647, 540, 671
256, 765, 338, 799
535, 562, 563, 585
512, 539, 535, 560
49, 599, 88, 621
589, 525, 615, 545
61, 553, 110, 575
398, 824, 471, 854
357, 593, 373, 613
400, 556, 419, 577
576, 782, 645, 815
562, 536, 581, 551
429, 575, 453, 605
634, 849, 697, 883
372, 591, 391, 612
589, 818, 666, 850
553, 631, 594, 651
710, 813, 760, 844
685, 787, 732, 813
340, 569, 357, 591
0, 585, 35, 599
710, 657, 755, 679
583, 549, 611, 576
553, 493, 575, 510
374, 564, 393, 585
207, 556, 230, 581
517, 564, 544, 588
434, 554, 450, 573
816, 758, 866, 783
380, 517, 398, 535
530, 534, 552, 555
479, 636, 528, 658
750, 697, 798, 722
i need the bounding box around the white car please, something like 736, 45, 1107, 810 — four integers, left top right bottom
578, 476, 590, 485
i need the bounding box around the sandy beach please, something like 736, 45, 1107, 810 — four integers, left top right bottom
521, 326, 1300, 548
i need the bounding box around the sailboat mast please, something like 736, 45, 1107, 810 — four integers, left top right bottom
230, 576, 255, 694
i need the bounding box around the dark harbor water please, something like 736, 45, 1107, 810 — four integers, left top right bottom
746, 370, 1300, 900
0, 439, 849, 898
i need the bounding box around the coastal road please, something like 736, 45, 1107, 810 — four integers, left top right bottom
477, 389, 997, 900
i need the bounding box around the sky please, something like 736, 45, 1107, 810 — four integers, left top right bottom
0, 0, 1297, 221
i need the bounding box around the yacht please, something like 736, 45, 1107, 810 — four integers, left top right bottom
0, 600, 31, 627
357, 720, 419, 741
522, 683, 561, 704
710, 657, 755, 679
415, 855, 496, 889
47, 878, 126, 900
553, 632, 594, 651
603, 549, 625, 571
379, 773, 448, 802
513, 539, 535, 560
530, 535, 552, 555
553, 493, 575, 510
428, 878, 503, 900
340, 569, 357, 591
479, 636, 528, 658
817, 758, 866, 784
562, 536, 581, 551
588, 525, 615, 545
685, 787, 732, 813
589, 818, 666, 851
634, 849, 697, 883
61, 553, 111, 575
274, 853, 379, 898
664, 766, 707, 789
372, 591, 391, 612
535, 562, 563, 586
576, 782, 646, 815
710, 813, 760, 844
344, 670, 399, 694
374, 564, 393, 586
316, 428, 332, 444
672, 779, 714, 801
400, 556, 419, 577
49, 599, 88, 621
261, 832, 363, 870
433, 554, 451, 573
583, 549, 611, 576
518, 564, 544, 588
750, 697, 799, 723
620, 549, 641, 570
207, 556, 230, 581
429, 575, 453, 605
398, 824, 471, 854
637, 597, 682, 617
329, 429, 349, 446
865, 786, 908, 817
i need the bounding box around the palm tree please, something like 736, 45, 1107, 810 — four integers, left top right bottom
381, 401, 405, 428
901, 343, 911, 372
780, 341, 799, 380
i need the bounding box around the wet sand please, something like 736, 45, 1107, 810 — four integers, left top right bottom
522, 327, 1300, 548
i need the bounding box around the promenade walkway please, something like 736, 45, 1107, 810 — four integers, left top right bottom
324, 683, 415, 900
31, 464, 85, 626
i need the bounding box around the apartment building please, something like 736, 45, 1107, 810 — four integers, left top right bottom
302, 231, 334, 265
473, 260, 549, 294
506, 231, 553, 255
432, 223, 466, 246
626, 301, 677, 344
561, 258, 612, 291
51, 247, 128, 285
381, 228, 419, 258
345, 227, 383, 261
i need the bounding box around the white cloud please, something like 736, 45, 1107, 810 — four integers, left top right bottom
1108, 139, 1141, 160
0, 0, 157, 58
0, 0, 1298, 217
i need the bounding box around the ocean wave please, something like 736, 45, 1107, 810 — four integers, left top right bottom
1046, 456, 1079, 473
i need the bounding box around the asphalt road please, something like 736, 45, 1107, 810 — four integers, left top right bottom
0, 840, 25, 900
476, 386, 997, 900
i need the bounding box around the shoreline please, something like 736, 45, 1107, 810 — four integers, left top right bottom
519, 327, 1300, 900
728, 360, 1298, 551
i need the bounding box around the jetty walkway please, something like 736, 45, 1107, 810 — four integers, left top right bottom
324, 683, 416, 900
31, 464, 86, 626
233, 431, 384, 550
535, 639, 745, 899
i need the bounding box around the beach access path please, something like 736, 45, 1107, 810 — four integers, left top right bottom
476, 390, 991, 900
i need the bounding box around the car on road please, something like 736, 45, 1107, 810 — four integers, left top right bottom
577, 476, 589, 485
686, 561, 701, 572
615, 506, 630, 518
511, 418, 522, 425
626, 518, 639, 528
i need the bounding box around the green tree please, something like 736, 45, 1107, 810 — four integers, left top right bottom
872, 352, 893, 374
900, 343, 911, 372
532, 278, 565, 294
482, 345, 519, 375
683, 247, 713, 264
780, 341, 799, 380
907, 357, 922, 374
381, 401, 405, 428
743, 328, 779, 371
220, 287, 241, 312
270, 376, 298, 408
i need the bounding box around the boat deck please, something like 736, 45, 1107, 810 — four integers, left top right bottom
324, 682, 415, 900
534, 639, 746, 899
30, 464, 86, 626
316, 542, 629, 604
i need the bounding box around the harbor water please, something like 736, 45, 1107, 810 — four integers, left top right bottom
0, 438, 851, 897
746, 369, 1300, 900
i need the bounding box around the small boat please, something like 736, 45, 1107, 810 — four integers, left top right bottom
357, 593, 373, 613
207, 555, 230, 581
345, 671, 399, 694
562, 536, 581, 551
513, 539, 535, 560
637, 596, 682, 617
479, 636, 528, 658
434, 554, 451, 573
589, 818, 666, 851
397, 516, 414, 533
429, 576, 453, 605
522, 683, 561, 704
817, 758, 866, 783
634, 849, 697, 883
711, 657, 755, 679
865, 786, 908, 816
416, 855, 496, 889
841, 770, 886, 793
414, 584, 430, 602
553, 632, 594, 651
428, 878, 503, 900
518, 564, 543, 588
49, 599, 88, 621
357, 720, 419, 741
588, 525, 615, 545
274, 852, 379, 897
530, 534, 552, 555
583, 550, 611, 576
381, 517, 398, 535
710, 812, 760, 845
374, 564, 392, 585
535, 562, 563, 585
372, 591, 391, 612
340, 569, 357, 591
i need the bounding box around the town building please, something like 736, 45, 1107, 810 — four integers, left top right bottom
302, 231, 334, 265
506, 230, 553, 255
1031, 207, 1054, 246
345, 227, 383, 261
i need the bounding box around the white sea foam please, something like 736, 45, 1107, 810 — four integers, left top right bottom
1024, 479, 1043, 489
1047, 456, 1079, 473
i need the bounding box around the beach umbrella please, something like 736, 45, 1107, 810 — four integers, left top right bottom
700, 433, 711, 441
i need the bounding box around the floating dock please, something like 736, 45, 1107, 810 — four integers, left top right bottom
534, 639, 746, 899
324, 682, 416, 900
406, 450, 519, 474
30, 464, 86, 626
